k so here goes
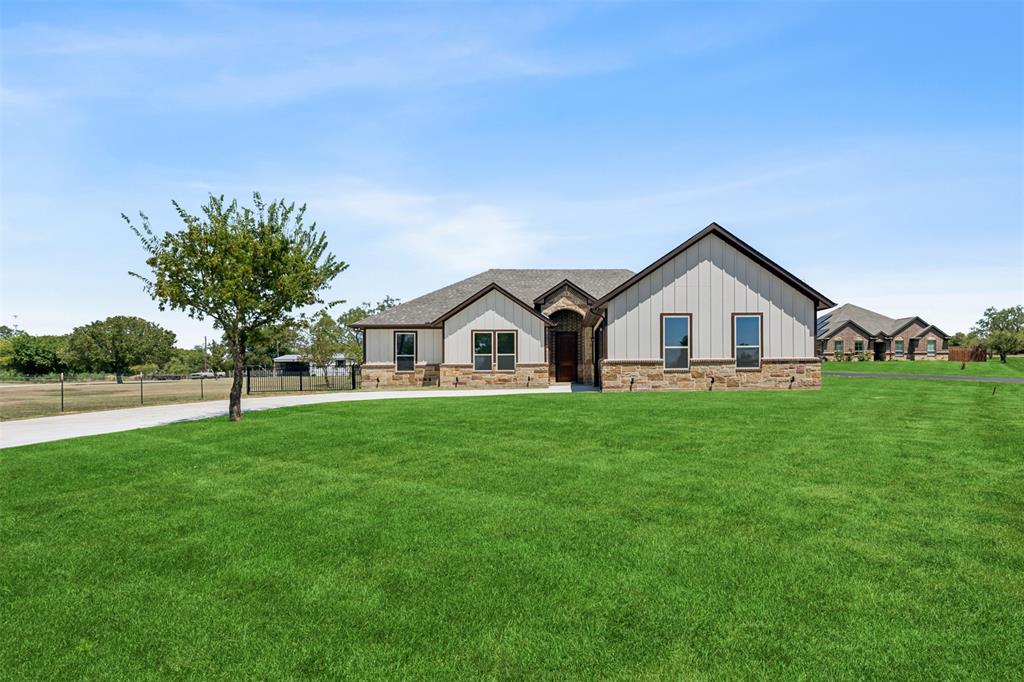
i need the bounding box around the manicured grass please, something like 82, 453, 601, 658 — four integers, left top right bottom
823, 356, 1024, 377
2, 379, 1022, 679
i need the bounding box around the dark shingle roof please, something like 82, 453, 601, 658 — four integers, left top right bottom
353, 269, 635, 328
818, 303, 941, 338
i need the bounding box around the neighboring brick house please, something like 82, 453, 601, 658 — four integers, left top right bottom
816, 303, 949, 361
352, 223, 834, 392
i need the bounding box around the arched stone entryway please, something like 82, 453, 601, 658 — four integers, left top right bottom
540, 283, 599, 384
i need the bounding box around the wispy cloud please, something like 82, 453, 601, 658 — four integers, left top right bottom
307, 185, 548, 273
0, 3, 786, 109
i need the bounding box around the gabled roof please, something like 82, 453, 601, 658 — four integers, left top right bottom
350, 268, 633, 328
533, 278, 597, 305
826, 319, 876, 340
889, 316, 929, 337
818, 304, 946, 338
592, 222, 835, 311
913, 324, 950, 339
430, 282, 555, 327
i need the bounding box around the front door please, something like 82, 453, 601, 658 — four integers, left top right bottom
555, 332, 577, 382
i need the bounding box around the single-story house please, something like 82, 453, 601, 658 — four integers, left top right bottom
816, 303, 949, 361
272, 353, 348, 375
351, 223, 834, 391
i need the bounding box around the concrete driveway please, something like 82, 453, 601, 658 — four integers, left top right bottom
0, 386, 573, 449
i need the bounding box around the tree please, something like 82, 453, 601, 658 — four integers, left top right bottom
246, 321, 302, 368
972, 306, 1024, 336
950, 331, 981, 348
971, 305, 1024, 362
6, 334, 68, 375
301, 310, 344, 380
67, 316, 176, 382
128, 193, 347, 420
162, 347, 204, 376
337, 296, 400, 363
987, 329, 1024, 364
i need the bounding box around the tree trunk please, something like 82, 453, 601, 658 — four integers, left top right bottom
1000, 351, 1008, 363
115, 373, 124, 384
229, 339, 246, 421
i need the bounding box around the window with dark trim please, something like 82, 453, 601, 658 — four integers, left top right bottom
395, 332, 416, 372
927, 339, 936, 356
662, 315, 690, 370
496, 332, 515, 371
854, 340, 864, 353
895, 339, 904, 356
735, 315, 761, 369
473, 331, 516, 371
834, 339, 843, 354
473, 332, 492, 371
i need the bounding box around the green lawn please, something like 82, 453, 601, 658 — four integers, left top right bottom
3, 378, 1023, 679
822, 356, 1024, 376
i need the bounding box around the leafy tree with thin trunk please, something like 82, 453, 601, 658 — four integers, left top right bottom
127, 193, 347, 420
302, 310, 345, 382
67, 316, 176, 382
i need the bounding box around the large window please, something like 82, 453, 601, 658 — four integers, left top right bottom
395, 332, 416, 372
854, 340, 864, 353
473, 331, 516, 371
895, 339, 904, 356
473, 332, 493, 371
662, 315, 690, 370
834, 339, 843, 354
927, 339, 936, 356
496, 332, 516, 371
735, 315, 761, 369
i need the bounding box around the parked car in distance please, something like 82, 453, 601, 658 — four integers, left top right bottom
189, 370, 215, 379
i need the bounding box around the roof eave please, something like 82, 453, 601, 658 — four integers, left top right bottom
430, 282, 556, 327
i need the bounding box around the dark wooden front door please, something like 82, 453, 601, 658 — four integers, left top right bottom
555, 332, 577, 382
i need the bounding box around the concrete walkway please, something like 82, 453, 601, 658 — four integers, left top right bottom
0, 385, 577, 450
823, 371, 1024, 384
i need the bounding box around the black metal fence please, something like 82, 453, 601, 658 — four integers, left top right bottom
246, 366, 360, 394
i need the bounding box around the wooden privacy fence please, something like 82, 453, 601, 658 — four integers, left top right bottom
949, 347, 987, 362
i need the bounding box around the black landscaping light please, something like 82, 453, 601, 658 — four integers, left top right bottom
629, 377, 634, 391
789, 376, 795, 389
709, 376, 715, 391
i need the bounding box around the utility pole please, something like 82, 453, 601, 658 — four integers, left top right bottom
204, 335, 208, 373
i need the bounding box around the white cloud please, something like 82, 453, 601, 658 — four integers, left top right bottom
308, 186, 547, 272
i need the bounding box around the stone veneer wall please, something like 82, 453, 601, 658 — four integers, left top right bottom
440, 363, 549, 388
361, 363, 549, 388
361, 363, 441, 388
600, 358, 821, 392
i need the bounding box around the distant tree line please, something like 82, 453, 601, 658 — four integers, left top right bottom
0, 297, 398, 380
950, 305, 1024, 363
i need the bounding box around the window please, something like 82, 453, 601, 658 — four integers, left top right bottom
473, 332, 492, 371
496, 332, 516, 371
895, 339, 904, 356
395, 332, 416, 372
735, 315, 761, 369
662, 315, 690, 370
927, 339, 936, 356
473, 331, 516, 371
834, 340, 843, 354
854, 340, 864, 353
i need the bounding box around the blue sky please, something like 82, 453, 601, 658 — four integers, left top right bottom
2, 1, 1022, 347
